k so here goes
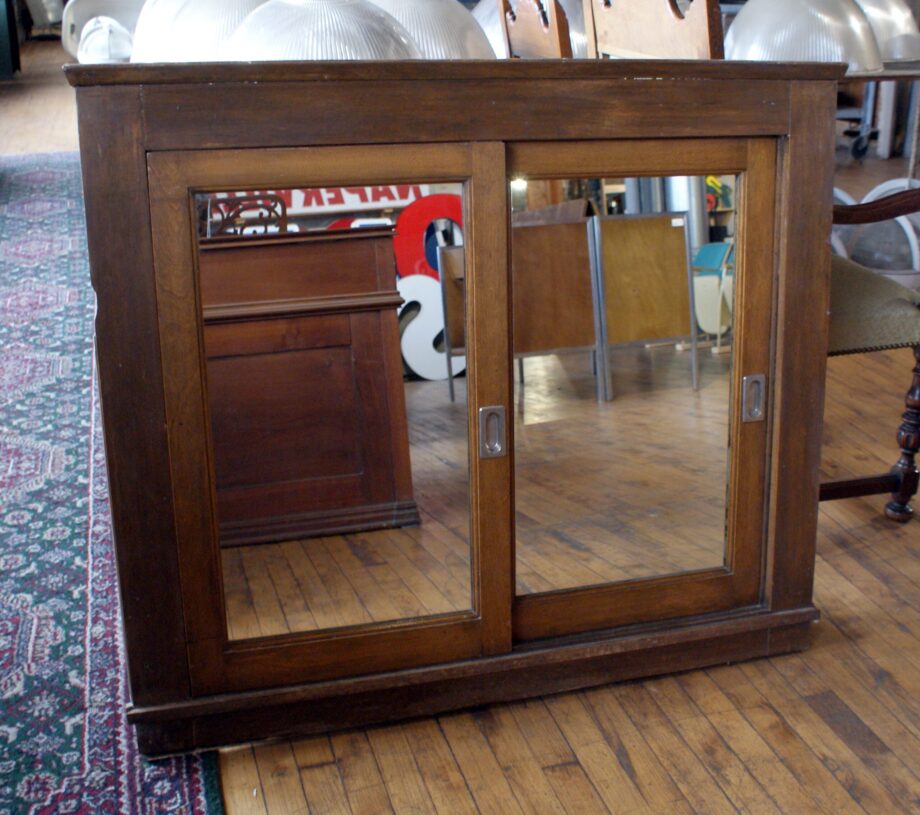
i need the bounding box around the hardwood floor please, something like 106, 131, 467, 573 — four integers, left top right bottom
221, 348, 920, 815
4, 39, 917, 814
0, 40, 77, 154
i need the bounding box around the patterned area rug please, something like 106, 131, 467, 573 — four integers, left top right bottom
0, 154, 223, 814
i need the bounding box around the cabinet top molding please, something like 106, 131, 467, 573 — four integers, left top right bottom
64, 59, 845, 87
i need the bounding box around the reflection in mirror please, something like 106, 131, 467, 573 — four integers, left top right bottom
510, 174, 738, 595
194, 182, 473, 641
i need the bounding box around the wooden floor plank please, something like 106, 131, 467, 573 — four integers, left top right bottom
329, 732, 394, 815
543, 694, 650, 815
219, 748, 270, 815
541, 761, 611, 815
740, 661, 915, 815
437, 712, 527, 815
474, 706, 569, 815
582, 687, 690, 812
366, 725, 439, 815
253, 743, 311, 815
401, 719, 479, 815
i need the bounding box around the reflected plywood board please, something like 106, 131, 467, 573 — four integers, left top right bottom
584, 0, 723, 60
598, 213, 692, 344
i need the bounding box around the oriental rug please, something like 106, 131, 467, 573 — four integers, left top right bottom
0, 153, 223, 814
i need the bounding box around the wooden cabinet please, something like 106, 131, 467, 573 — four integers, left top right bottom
67, 60, 842, 755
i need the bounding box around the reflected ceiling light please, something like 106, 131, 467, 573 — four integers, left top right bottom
725, 0, 884, 73
131, 0, 267, 62
366, 0, 495, 59
472, 0, 588, 58
220, 0, 421, 61
854, 0, 920, 60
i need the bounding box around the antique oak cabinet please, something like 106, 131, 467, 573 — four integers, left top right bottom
66, 60, 841, 755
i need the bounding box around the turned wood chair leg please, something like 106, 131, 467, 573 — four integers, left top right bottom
885, 344, 920, 522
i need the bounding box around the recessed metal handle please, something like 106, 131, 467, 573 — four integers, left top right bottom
742, 374, 766, 423
478, 406, 506, 458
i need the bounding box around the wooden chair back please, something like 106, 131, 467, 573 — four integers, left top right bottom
583, 0, 723, 60
511, 214, 597, 355
438, 245, 467, 352
500, 0, 573, 59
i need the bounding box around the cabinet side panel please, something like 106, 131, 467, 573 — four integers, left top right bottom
767, 81, 837, 610
75, 86, 190, 703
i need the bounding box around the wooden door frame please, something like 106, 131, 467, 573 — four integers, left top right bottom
507, 137, 777, 640
146, 142, 513, 694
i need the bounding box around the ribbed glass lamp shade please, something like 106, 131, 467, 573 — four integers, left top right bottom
471, 0, 588, 58
62, 0, 144, 57
725, 0, 884, 73
77, 15, 134, 62
367, 0, 495, 59
131, 0, 267, 62
854, 0, 920, 60
220, 0, 421, 61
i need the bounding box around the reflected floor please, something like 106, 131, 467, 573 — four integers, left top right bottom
514, 348, 731, 594
221, 345, 731, 638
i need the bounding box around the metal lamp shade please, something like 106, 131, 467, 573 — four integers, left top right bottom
725, 0, 884, 73
131, 0, 268, 62
471, 0, 589, 58
854, 0, 920, 60
367, 0, 495, 59
220, 0, 421, 60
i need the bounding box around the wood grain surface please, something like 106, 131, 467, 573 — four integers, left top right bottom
218, 347, 920, 814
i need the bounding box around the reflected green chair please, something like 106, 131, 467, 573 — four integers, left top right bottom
820, 189, 920, 521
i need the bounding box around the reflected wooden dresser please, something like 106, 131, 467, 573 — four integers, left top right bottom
66, 60, 842, 755
198, 230, 418, 546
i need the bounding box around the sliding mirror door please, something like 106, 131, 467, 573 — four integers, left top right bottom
147, 143, 511, 693
507, 139, 777, 640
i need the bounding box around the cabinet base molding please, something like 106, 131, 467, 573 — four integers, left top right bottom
218, 499, 421, 548
130, 606, 817, 756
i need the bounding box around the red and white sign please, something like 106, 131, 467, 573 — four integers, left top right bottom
210, 185, 430, 216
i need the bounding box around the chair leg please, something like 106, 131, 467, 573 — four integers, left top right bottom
885, 344, 920, 522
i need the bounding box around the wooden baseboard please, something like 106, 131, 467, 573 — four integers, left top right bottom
130, 606, 817, 756
218, 500, 421, 547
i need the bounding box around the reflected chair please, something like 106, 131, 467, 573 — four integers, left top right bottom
437, 244, 467, 403
583, 0, 724, 59
691, 240, 734, 353
820, 190, 920, 521
499, 0, 572, 58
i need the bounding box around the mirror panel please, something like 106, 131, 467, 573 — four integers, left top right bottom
509, 174, 738, 596
193, 182, 474, 641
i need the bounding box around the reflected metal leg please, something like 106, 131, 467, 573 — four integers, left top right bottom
446, 348, 455, 403
588, 215, 613, 402
518, 356, 525, 386
683, 216, 700, 391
